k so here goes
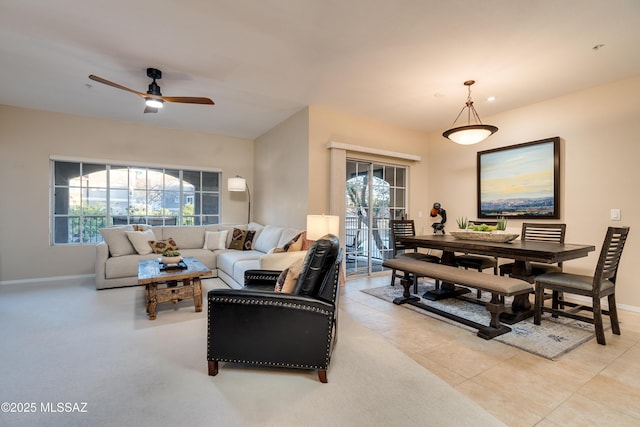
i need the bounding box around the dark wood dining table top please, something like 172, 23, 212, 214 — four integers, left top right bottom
398, 234, 596, 264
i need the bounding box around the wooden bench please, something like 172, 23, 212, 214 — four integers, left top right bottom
382, 258, 533, 339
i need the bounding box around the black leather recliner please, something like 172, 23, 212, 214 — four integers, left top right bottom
207, 234, 342, 383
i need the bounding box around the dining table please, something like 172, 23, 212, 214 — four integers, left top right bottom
397, 233, 596, 322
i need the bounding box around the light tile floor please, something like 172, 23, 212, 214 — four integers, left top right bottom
341, 274, 640, 427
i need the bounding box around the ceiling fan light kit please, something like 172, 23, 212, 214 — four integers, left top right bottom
443, 80, 498, 145
88, 67, 214, 114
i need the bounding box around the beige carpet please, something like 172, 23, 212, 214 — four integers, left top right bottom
0, 278, 504, 427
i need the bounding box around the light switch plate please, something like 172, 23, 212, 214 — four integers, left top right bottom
610, 209, 621, 221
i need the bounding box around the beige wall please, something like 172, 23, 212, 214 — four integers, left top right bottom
308, 105, 432, 222
2, 74, 639, 310
427, 75, 640, 309
253, 107, 309, 229
0, 105, 253, 282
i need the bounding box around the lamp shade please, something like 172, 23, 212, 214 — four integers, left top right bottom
145, 98, 164, 109
227, 176, 247, 192
443, 124, 498, 145
306, 215, 339, 241
442, 80, 498, 145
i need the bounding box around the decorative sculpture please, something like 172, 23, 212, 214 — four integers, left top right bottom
430, 202, 447, 234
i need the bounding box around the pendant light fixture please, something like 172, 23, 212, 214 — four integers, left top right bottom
442, 80, 498, 145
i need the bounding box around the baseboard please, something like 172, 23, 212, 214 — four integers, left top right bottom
564, 294, 640, 314
0, 274, 96, 287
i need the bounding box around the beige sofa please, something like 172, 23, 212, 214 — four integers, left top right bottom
95, 223, 306, 290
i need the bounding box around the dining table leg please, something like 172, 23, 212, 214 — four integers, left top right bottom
498, 260, 534, 323
422, 250, 471, 301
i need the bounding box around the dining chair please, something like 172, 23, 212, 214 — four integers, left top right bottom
389, 219, 440, 291
534, 226, 630, 345
499, 223, 567, 277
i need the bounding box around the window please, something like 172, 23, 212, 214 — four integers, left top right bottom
52, 160, 220, 245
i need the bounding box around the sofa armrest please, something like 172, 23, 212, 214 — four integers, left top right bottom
95, 242, 110, 288
260, 250, 307, 270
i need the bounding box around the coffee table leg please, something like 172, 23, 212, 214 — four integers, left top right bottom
194, 278, 203, 312
148, 284, 158, 320
145, 284, 150, 313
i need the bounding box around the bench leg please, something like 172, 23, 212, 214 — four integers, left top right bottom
477, 293, 512, 339
393, 277, 420, 305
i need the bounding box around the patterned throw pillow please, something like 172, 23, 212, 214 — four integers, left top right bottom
279, 257, 304, 293
228, 229, 256, 251
148, 238, 179, 254
274, 268, 289, 292
272, 232, 304, 253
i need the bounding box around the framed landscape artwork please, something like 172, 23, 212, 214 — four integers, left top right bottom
477, 137, 560, 219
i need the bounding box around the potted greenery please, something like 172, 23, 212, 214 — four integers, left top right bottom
456, 216, 469, 230
161, 250, 182, 264
496, 217, 508, 233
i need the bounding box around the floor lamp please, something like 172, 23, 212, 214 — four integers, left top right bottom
228, 176, 251, 224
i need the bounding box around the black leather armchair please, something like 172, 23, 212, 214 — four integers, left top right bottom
207, 234, 342, 383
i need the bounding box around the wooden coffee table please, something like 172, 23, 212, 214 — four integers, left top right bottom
138, 257, 212, 320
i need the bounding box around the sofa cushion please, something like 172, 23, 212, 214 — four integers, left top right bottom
105, 253, 158, 279
125, 229, 155, 255
229, 229, 255, 250
203, 230, 228, 250
251, 225, 283, 253
149, 238, 179, 254
160, 226, 205, 249
217, 249, 263, 276
232, 259, 260, 287
99, 226, 135, 257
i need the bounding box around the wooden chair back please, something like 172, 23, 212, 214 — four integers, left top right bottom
390, 219, 418, 256
593, 227, 630, 289
521, 223, 567, 243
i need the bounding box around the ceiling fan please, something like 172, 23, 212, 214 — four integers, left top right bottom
88, 68, 214, 113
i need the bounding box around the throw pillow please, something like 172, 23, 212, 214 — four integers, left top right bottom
203, 230, 228, 250
272, 232, 304, 253
99, 226, 135, 257
149, 238, 179, 254
299, 231, 313, 250
280, 257, 304, 294
274, 268, 289, 292
125, 229, 155, 255
228, 228, 256, 251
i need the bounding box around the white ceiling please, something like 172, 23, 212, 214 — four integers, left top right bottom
1, 0, 639, 140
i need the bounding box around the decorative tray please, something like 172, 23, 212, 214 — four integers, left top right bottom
159, 260, 188, 271
450, 231, 519, 243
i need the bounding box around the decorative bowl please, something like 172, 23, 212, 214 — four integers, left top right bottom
161, 255, 182, 264
450, 231, 519, 243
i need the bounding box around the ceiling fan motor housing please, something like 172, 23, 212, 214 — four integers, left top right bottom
146, 68, 163, 96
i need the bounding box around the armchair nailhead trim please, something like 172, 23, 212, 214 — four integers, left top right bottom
245, 273, 279, 281
209, 296, 332, 316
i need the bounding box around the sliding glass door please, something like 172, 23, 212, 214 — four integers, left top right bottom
345, 159, 407, 276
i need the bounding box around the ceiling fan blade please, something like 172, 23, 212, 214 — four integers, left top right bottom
89, 75, 146, 99
161, 96, 215, 105
144, 106, 158, 114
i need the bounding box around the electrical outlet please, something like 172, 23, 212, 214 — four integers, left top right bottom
610, 209, 621, 221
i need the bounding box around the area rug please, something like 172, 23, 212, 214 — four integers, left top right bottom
363, 280, 608, 360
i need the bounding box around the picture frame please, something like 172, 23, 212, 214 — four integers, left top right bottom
477, 137, 560, 219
